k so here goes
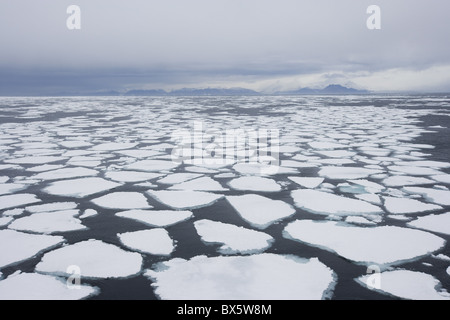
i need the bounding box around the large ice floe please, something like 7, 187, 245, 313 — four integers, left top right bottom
0, 194, 41, 211
0, 230, 64, 268
194, 219, 273, 254
284, 220, 446, 266
32, 167, 97, 181
356, 270, 450, 300
91, 192, 152, 209
383, 196, 442, 215
118, 229, 175, 256
116, 210, 193, 227
291, 190, 382, 216
0, 272, 98, 300
147, 190, 223, 210
126, 160, 180, 172
403, 187, 450, 206
288, 177, 324, 189
35, 240, 142, 279
43, 177, 120, 198
407, 212, 450, 235
145, 254, 335, 299
319, 167, 382, 180
168, 177, 227, 191
228, 176, 281, 192
104, 171, 163, 183
226, 194, 296, 229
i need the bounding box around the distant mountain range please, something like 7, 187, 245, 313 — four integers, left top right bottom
124, 87, 261, 96
275, 84, 370, 95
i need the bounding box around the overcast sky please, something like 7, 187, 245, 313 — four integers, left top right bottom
1, 0, 450, 94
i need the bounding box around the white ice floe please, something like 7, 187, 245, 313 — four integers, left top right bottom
5, 156, 66, 165
116, 209, 193, 227
394, 160, 450, 168
0, 230, 64, 268
145, 254, 335, 300
118, 229, 175, 256
26, 202, 77, 213
2, 208, 24, 217
91, 142, 137, 151
233, 162, 297, 176
0, 176, 9, 183
126, 160, 180, 172
447, 267, 450, 276
0, 217, 13, 227
0, 194, 41, 211
433, 254, 450, 261
228, 176, 281, 192
157, 173, 203, 185
355, 194, 382, 205
226, 194, 295, 229
291, 190, 382, 216
214, 172, 236, 179
0, 183, 27, 195
116, 150, 161, 158
284, 220, 445, 266
388, 215, 412, 221
308, 142, 346, 149
91, 192, 152, 210
33, 167, 97, 181
59, 141, 93, 149
431, 174, 450, 184
356, 270, 450, 300
389, 166, 443, 176
281, 160, 317, 168
43, 177, 120, 198
27, 164, 65, 172
35, 239, 142, 279
403, 187, 450, 206
348, 180, 384, 193
169, 177, 227, 191
194, 219, 273, 254
315, 150, 356, 158
104, 171, 163, 183
383, 197, 442, 215
184, 166, 218, 174
79, 209, 98, 219
344, 216, 376, 226
8, 210, 86, 234
147, 190, 223, 210
288, 177, 324, 189
0, 272, 98, 300
407, 212, 450, 235
313, 158, 356, 165
382, 176, 434, 187
319, 167, 382, 180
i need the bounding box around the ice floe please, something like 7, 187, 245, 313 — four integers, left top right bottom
116, 209, 193, 227
0, 217, 13, 227
9, 210, 86, 234
79, 209, 98, 219
354, 194, 382, 205
0, 183, 27, 195
344, 216, 376, 226
284, 220, 445, 266
5, 156, 66, 165
0, 230, 64, 268
157, 173, 203, 185
59, 140, 93, 149
33, 167, 97, 181
104, 171, 163, 183
233, 162, 297, 176
291, 190, 382, 216
226, 194, 295, 229
35, 240, 142, 279
2, 208, 24, 217
0, 194, 41, 211
145, 254, 335, 300
169, 177, 227, 191
147, 190, 223, 210
91, 142, 137, 151
194, 219, 273, 254
431, 174, 450, 184
126, 160, 180, 172
382, 176, 434, 187
403, 187, 450, 206
228, 176, 281, 192
0, 272, 98, 300
26, 202, 77, 213
43, 177, 120, 198
288, 177, 324, 189
27, 164, 65, 173
118, 229, 175, 256
407, 212, 450, 235
319, 167, 382, 180
389, 166, 443, 176
91, 192, 152, 210
356, 270, 450, 300
383, 197, 442, 215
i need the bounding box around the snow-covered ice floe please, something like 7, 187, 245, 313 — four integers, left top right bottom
0, 272, 98, 300
116, 209, 193, 227
43, 177, 120, 198
194, 219, 273, 254
288, 177, 324, 189
147, 190, 223, 210
403, 187, 450, 206
319, 167, 382, 180
407, 212, 450, 235
168, 177, 227, 191
156, 173, 203, 185
118, 229, 175, 256
291, 190, 382, 216
228, 176, 281, 192
35, 240, 142, 279
126, 160, 180, 172
104, 171, 163, 183
26, 202, 77, 213
383, 196, 442, 215
0, 194, 41, 211
283, 220, 445, 266
145, 254, 335, 300
0, 230, 64, 268
226, 194, 296, 229
356, 270, 450, 300
91, 192, 152, 209
32, 167, 97, 181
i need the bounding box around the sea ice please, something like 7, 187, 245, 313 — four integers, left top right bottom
233, 162, 296, 176
91, 192, 152, 210
35, 239, 142, 279
145, 254, 335, 300
126, 160, 180, 172
194, 219, 273, 254
0, 194, 41, 211
2, 208, 24, 217
355, 194, 382, 205
383, 197, 442, 215
403, 187, 450, 206
308, 142, 346, 149
0, 230, 64, 268
284, 220, 445, 266
5, 156, 66, 165
169, 177, 227, 191
26, 202, 78, 213
104, 171, 163, 183
116, 209, 193, 227
389, 166, 443, 176
344, 216, 376, 226
147, 190, 223, 210
33, 167, 97, 181
0, 272, 98, 300
8, 210, 86, 234
0, 183, 27, 195
0, 217, 13, 227
59, 141, 93, 149
288, 177, 324, 189
157, 173, 203, 184
319, 167, 382, 180
79, 209, 98, 219
407, 212, 450, 235
228, 176, 281, 192
315, 150, 356, 158
116, 150, 161, 158
118, 229, 175, 256
43, 177, 120, 198
431, 174, 450, 184
356, 270, 450, 300
226, 194, 296, 229
382, 176, 434, 187
291, 190, 382, 216
281, 160, 317, 168
27, 165, 65, 172
91, 142, 137, 151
